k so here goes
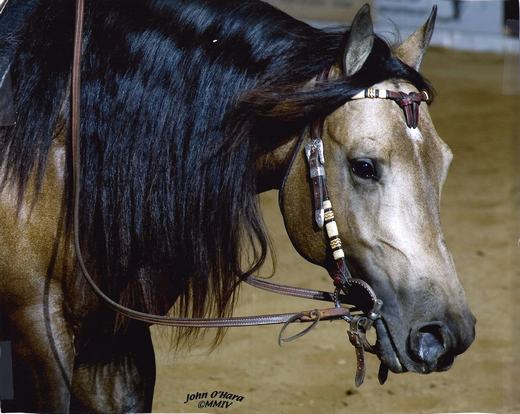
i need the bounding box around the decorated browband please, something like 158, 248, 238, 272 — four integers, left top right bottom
351, 88, 431, 129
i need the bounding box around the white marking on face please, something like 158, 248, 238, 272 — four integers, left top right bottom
406, 126, 423, 141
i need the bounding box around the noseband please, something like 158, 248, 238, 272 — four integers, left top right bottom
71, 0, 428, 387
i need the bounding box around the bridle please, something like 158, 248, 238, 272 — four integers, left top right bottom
71, 0, 429, 386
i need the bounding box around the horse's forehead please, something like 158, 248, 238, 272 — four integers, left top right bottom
328, 80, 448, 163
339, 80, 422, 142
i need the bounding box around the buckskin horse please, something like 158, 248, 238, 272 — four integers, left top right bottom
0, 0, 475, 412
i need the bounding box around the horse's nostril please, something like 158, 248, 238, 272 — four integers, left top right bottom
417, 330, 444, 362
409, 323, 451, 370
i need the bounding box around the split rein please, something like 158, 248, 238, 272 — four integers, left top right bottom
71, 0, 429, 386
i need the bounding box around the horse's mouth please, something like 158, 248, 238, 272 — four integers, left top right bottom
374, 318, 405, 377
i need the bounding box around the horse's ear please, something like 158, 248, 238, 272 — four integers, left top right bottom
394, 6, 437, 70
342, 4, 374, 77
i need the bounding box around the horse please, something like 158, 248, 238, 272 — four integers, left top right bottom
0, 0, 475, 412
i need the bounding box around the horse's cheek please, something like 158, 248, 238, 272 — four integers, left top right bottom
279, 149, 328, 266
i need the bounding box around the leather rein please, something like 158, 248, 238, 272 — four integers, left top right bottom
71, 0, 429, 386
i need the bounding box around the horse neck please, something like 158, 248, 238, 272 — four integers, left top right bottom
255, 134, 300, 193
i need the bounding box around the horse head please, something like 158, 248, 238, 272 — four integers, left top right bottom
279, 5, 475, 376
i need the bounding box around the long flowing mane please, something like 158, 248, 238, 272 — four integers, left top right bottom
0, 0, 433, 342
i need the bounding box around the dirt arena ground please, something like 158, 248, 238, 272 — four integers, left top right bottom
151, 48, 519, 413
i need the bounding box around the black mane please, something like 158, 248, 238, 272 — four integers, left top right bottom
0, 0, 433, 341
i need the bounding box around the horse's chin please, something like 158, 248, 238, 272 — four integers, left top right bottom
374, 318, 405, 374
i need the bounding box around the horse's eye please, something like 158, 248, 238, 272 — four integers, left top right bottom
350, 159, 377, 180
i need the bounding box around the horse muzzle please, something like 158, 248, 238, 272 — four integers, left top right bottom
375, 311, 476, 376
